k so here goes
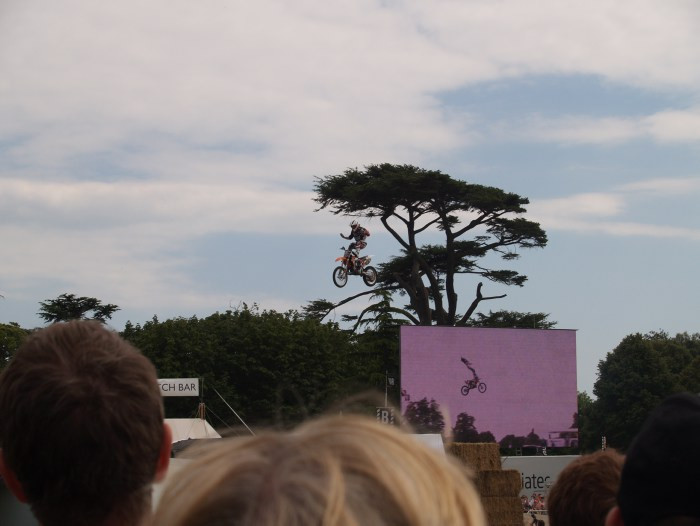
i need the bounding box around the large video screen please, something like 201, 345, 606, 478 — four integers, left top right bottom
400, 326, 577, 448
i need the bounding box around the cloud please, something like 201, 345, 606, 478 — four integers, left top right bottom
495, 106, 700, 145
403, 0, 700, 89
2, 0, 700, 183
0, 0, 475, 182
509, 115, 643, 144
0, 184, 329, 323
527, 214, 700, 241
0, 178, 326, 235
529, 177, 700, 240
2, 0, 700, 329
618, 177, 700, 194
529, 193, 625, 218
644, 109, 700, 143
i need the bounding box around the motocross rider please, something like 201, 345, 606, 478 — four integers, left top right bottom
340, 220, 370, 273
461, 357, 478, 389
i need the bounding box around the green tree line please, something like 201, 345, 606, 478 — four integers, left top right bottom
578, 331, 700, 452
3, 293, 698, 449
120, 305, 397, 430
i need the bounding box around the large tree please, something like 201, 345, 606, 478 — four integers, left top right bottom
403, 397, 445, 434
452, 411, 497, 443
313, 164, 547, 325
580, 331, 700, 451
37, 293, 120, 324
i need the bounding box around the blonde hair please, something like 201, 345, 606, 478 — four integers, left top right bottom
153, 414, 486, 526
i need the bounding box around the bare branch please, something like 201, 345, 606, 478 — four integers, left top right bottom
381, 214, 410, 250
414, 216, 442, 235
457, 282, 507, 326
316, 286, 401, 322
453, 211, 494, 238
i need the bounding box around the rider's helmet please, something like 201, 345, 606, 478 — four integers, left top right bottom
350, 220, 359, 229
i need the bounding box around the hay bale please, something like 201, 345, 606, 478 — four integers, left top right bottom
480, 496, 522, 526
476, 469, 521, 498
448, 442, 502, 471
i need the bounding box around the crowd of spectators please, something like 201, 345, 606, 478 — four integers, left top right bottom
1, 320, 699, 526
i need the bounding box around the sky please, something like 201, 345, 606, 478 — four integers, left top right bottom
1, 0, 699, 396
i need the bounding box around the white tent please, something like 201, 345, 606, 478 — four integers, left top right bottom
411, 434, 446, 456
165, 418, 221, 442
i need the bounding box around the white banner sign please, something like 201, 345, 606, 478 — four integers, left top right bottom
158, 378, 200, 397
501, 455, 578, 497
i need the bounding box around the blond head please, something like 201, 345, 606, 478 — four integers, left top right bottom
153, 414, 485, 526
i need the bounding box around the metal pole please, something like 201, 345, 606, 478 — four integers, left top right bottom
385, 370, 388, 406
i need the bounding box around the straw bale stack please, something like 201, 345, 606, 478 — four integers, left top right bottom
449, 443, 522, 526
476, 469, 521, 497
448, 442, 502, 471
480, 496, 523, 526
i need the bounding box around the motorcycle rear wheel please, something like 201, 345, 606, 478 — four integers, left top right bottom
332, 266, 348, 288
362, 265, 377, 286
461, 385, 470, 396
478, 382, 487, 393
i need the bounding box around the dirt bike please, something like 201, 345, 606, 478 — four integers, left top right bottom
461, 376, 487, 396
332, 247, 377, 288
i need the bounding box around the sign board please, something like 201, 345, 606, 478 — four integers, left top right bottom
501, 455, 577, 496
501, 455, 578, 523
158, 378, 200, 397
401, 326, 577, 448
376, 406, 395, 425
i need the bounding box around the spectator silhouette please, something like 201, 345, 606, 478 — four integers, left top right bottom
547, 449, 624, 526
605, 393, 700, 526
153, 414, 486, 526
0, 320, 171, 526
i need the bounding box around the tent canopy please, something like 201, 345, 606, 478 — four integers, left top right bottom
165, 418, 221, 443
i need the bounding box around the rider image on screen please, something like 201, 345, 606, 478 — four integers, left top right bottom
340, 220, 370, 272
460, 356, 487, 396
461, 357, 477, 384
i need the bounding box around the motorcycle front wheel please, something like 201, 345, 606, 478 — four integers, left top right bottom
362, 266, 377, 286
332, 266, 348, 288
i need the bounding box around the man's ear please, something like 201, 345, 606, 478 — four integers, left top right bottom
0, 450, 28, 503
153, 423, 172, 483
605, 506, 624, 526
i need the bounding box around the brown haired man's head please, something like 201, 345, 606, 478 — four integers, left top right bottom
0, 320, 171, 526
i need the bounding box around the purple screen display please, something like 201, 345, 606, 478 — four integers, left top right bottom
400, 326, 577, 445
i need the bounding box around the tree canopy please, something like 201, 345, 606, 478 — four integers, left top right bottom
37, 293, 120, 324
121, 305, 377, 429
403, 397, 445, 434
0, 322, 29, 372
580, 331, 700, 451
465, 310, 556, 329
313, 164, 547, 325
452, 411, 496, 443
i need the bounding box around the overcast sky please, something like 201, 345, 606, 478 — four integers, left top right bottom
2, 0, 699, 395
